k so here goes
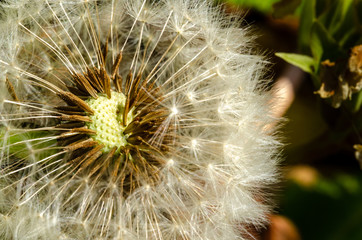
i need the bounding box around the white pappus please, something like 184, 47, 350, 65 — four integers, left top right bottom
0, 0, 280, 239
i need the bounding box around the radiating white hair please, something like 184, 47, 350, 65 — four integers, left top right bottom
0, 0, 280, 239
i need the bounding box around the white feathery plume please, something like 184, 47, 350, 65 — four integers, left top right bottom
0, 0, 280, 239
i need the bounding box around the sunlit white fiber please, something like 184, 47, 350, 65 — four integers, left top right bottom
0, 0, 280, 239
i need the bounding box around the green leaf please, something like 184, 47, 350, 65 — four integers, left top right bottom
315, 0, 359, 48
0, 129, 58, 161
227, 0, 280, 13
317, 0, 338, 29
332, 0, 361, 48
352, 90, 362, 113
275, 52, 316, 74
298, 0, 316, 53
315, 0, 333, 19
272, 0, 302, 18
310, 20, 343, 66
329, 0, 354, 36
310, 22, 323, 66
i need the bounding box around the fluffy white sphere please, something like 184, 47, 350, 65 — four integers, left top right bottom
0, 0, 280, 239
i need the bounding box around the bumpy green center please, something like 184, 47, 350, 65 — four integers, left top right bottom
85, 91, 134, 152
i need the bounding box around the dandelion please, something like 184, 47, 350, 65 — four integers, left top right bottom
0, 0, 280, 239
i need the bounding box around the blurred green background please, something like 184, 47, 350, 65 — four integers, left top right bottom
221, 0, 362, 239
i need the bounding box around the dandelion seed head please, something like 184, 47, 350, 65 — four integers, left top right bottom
0, 0, 280, 239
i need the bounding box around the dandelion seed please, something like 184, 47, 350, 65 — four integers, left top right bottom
170, 106, 178, 116
0, 0, 280, 239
